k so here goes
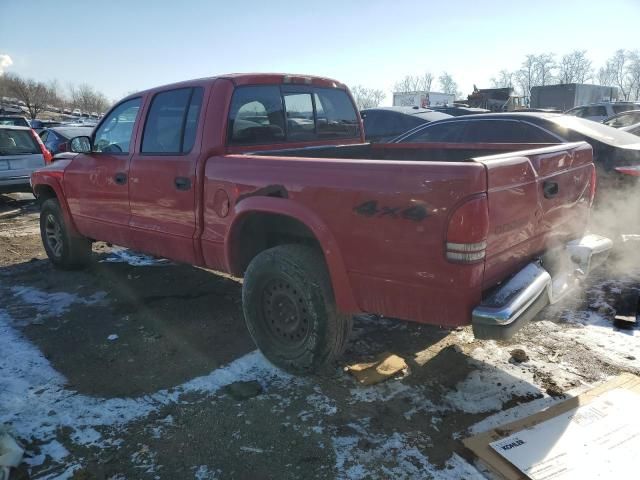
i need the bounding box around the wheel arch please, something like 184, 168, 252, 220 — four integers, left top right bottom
225, 197, 359, 314
32, 176, 80, 237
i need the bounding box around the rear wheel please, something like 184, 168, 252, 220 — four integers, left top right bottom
242, 244, 352, 374
40, 198, 91, 269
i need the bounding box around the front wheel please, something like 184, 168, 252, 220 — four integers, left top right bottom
40, 198, 92, 269
242, 244, 352, 374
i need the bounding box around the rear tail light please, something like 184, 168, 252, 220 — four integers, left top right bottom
446, 195, 489, 263
614, 165, 640, 177
30, 129, 53, 164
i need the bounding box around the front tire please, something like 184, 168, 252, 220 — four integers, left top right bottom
40, 198, 91, 269
242, 244, 352, 374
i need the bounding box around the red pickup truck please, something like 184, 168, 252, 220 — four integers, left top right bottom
31, 74, 612, 373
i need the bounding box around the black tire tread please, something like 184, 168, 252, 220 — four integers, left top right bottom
242, 244, 351, 374
40, 198, 91, 270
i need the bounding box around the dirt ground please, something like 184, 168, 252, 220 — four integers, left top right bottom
1, 193, 639, 480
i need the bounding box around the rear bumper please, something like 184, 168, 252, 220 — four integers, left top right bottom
472, 234, 613, 340
0, 175, 32, 194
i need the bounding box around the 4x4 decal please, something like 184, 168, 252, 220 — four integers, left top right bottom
353, 200, 429, 222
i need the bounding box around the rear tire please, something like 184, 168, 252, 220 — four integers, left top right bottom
242, 244, 351, 374
40, 198, 91, 269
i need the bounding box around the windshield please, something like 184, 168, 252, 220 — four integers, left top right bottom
549, 115, 640, 146
604, 110, 640, 128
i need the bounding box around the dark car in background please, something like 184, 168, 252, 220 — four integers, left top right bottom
40, 126, 93, 155
430, 106, 490, 116
603, 110, 640, 129
392, 112, 640, 190
0, 115, 31, 128
360, 106, 451, 142
30, 119, 63, 134
0, 126, 51, 193
621, 122, 640, 138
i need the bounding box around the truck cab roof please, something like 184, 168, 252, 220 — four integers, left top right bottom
125, 73, 348, 100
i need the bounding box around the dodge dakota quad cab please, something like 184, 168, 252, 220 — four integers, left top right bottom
31, 74, 612, 373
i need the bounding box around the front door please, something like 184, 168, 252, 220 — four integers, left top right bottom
127, 86, 204, 263
64, 97, 142, 246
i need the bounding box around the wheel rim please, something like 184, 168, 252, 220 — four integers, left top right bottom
44, 213, 63, 258
261, 278, 310, 348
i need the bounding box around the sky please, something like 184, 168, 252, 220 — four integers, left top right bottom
1, 0, 639, 105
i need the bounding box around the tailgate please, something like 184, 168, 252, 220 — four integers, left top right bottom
474, 142, 595, 290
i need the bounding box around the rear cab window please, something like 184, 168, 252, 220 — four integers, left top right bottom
228, 85, 359, 145
0, 128, 40, 155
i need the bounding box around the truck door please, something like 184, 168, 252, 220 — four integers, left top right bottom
127, 86, 204, 264
63, 97, 142, 246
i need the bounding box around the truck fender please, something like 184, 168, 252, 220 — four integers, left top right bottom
31, 174, 81, 237
226, 196, 360, 314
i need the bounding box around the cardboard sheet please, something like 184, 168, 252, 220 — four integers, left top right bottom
463, 373, 640, 480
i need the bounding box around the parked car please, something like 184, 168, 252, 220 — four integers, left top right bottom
40, 126, 93, 155
430, 106, 490, 116
72, 108, 82, 117
361, 107, 451, 142
30, 119, 63, 134
0, 126, 52, 193
565, 102, 640, 122
392, 112, 640, 191
31, 74, 610, 373
602, 110, 640, 128
0, 115, 31, 127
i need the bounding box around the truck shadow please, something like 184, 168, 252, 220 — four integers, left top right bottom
1, 256, 254, 397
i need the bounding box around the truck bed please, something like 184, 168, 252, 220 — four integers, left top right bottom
204, 141, 595, 327
251, 141, 560, 163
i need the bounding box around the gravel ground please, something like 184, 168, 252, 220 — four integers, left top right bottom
1, 193, 639, 480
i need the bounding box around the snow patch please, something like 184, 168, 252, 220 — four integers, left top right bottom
10, 286, 106, 320
0, 309, 287, 472
101, 247, 171, 267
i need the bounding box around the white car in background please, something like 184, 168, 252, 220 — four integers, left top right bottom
565, 102, 640, 122
0, 126, 50, 194
72, 108, 82, 117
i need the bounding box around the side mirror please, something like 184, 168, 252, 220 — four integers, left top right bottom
69, 136, 92, 153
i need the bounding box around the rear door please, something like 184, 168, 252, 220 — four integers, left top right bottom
63, 97, 142, 245
127, 86, 205, 263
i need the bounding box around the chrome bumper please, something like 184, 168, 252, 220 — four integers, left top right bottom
472, 234, 613, 340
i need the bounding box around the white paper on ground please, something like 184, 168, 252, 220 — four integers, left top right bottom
490, 388, 640, 479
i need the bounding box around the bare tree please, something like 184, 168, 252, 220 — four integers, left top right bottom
535, 53, 556, 86
491, 70, 515, 89
558, 50, 592, 84
516, 55, 538, 98
438, 72, 461, 98
69, 83, 111, 114
393, 72, 434, 93
4, 74, 53, 119
350, 85, 385, 109
628, 50, 640, 101
606, 49, 633, 100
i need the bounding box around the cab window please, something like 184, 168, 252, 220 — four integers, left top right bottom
93, 98, 141, 154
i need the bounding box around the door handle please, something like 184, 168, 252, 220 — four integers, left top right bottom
114, 172, 127, 185
174, 177, 191, 191
543, 181, 559, 198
